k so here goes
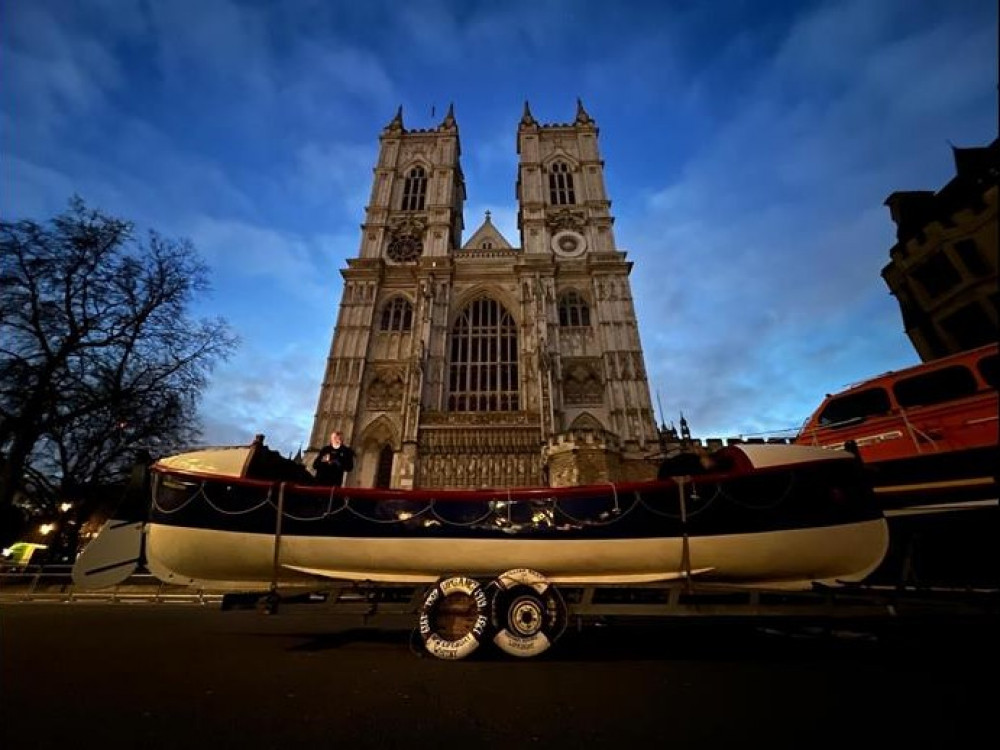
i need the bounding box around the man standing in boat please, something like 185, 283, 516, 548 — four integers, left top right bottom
313, 430, 355, 487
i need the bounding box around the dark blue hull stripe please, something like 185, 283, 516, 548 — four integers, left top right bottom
150, 462, 882, 540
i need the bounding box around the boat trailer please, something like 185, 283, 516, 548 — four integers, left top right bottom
220, 577, 999, 660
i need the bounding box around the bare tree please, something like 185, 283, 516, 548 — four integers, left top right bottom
0, 197, 238, 518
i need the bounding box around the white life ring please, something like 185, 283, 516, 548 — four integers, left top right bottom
418, 576, 489, 660
489, 568, 567, 658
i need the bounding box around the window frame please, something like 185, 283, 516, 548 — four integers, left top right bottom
558, 290, 591, 328
379, 296, 414, 332
447, 297, 520, 412
548, 161, 576, 205
402, 166, 428, 211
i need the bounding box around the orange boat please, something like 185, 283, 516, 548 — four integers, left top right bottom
795, 343, 997, 586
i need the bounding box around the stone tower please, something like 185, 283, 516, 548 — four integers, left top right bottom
308, 102, 659, 489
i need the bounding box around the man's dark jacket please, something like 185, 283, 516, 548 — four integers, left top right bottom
313, 444, 355, 486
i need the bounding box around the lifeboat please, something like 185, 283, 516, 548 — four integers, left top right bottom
75, 439, 888, 595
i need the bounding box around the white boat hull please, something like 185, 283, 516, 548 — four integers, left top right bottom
146, 517, 889, 592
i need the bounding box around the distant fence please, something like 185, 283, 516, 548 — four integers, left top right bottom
0, 564, 221, 604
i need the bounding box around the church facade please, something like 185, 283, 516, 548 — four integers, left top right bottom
308, 102, 660, 489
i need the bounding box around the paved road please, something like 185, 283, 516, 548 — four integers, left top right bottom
2, 602, 996, 749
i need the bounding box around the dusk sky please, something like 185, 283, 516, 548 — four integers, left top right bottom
3, 0, 997, 458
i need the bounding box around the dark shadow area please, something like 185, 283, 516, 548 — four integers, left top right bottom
283, 627, 416, 652
237, 614, 997, 664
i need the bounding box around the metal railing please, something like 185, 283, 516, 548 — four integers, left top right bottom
0, 563, 221, 604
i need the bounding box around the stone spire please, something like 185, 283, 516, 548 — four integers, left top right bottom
520, 100, 537, 127
385, 105, 404, 134
439, 102, 456, 130
575, 97, 593, 125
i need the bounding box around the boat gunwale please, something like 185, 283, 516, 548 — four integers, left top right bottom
150, 447, 863, 504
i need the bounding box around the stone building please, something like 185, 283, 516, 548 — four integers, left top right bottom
882, 138, 998, 361
307, 102, 660, 488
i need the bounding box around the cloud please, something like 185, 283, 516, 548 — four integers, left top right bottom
198, 339, 330, 457
187, 216, 351, 310
0, 2, 125, 134
291, 140, 378, 216
144, 0, 276, 100
622, 0, 995, 436
3, 0, 995, 453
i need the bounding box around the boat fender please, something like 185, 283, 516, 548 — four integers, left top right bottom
418, 576, 489, 660
490, 568, 567, 658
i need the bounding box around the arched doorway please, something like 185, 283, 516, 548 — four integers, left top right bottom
355, 416, 400, 488
374, 445, 394, 488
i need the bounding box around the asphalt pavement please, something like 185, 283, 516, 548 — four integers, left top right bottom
2, 602, 996, 749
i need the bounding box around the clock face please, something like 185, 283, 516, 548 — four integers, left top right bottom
387, 235, 423, 262
551, 230, 586, 258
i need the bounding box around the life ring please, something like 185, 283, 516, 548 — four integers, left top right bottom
489, 568, 567, 658
418, 576, 489, 660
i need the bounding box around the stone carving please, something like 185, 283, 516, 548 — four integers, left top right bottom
562, 358, 604, 405
569, 413, 604, 432
420, 410, 537, 426
365, 366, 406, 410
399, 143, 429, 161
546, 208, 586, 232
389, 216, 427, 239
415, 425, 541, 488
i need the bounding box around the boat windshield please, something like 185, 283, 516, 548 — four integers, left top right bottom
818, 387, 891, 427
892, 365, 978, 408
978, 353, 998, 388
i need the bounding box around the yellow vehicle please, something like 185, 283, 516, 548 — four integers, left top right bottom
1, 542, 49, 567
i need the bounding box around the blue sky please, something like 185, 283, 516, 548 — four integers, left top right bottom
3, 0, 997, 458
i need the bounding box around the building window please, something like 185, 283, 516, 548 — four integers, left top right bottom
939, 302, 996, 352
448, 297, 519, 411
402, 167, 427, 211
558, 291, 591, 327
954, 238, 990, 276
912, 254, 961, 299
548, 161, 575, 205
379, 297, 413, 331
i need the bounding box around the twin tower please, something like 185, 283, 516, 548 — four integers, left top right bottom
308, 102, 659, 489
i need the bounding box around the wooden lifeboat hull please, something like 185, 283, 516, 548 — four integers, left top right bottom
141, 443, 888, 592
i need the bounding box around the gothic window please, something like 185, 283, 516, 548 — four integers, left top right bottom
912, 254, 960, 299
558, 291, 591, 327
374, 445, 394, 488
402, 166, 427, 211
448, 297, 519, 412
954, 238, 990, 276
379, 296, 413, 331
548, 161, 576, 205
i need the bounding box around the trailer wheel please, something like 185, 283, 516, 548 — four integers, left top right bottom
418, 576, 489, 660
490, 568, 567, 658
